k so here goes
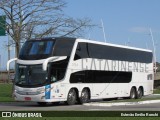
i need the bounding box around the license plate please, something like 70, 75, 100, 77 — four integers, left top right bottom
24, 97, 31, 101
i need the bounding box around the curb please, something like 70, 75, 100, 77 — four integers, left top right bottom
152, 94, 160, 95
84, 100, 160, 107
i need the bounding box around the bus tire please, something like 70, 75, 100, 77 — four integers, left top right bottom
37, 102, 47, 106
136, 87, 143, 99
129, 87, 136, 99
79, 88, 90, 104
67, 89, 77, 105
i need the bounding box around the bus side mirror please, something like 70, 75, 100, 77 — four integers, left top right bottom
7, 58, 18, 71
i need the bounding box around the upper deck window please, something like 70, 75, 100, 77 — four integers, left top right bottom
18, 37, 76, 60
28, 41, 54, 55
19, 40, 54, 60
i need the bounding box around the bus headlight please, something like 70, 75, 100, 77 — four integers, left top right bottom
14, 89, 17, 93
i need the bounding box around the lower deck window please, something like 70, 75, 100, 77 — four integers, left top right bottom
70, 70, 132, 83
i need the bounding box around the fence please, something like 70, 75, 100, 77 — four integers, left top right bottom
0, 70, 14, 83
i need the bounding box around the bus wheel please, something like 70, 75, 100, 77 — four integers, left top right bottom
136, 87, 143, 99
37, 102, 47, 106
79, 89, 90, 104
67, 89, 77, 105
129, 87, 136, 99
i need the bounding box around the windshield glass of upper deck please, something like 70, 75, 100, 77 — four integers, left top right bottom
21, 41, 54, 55
19, 40, 55, 60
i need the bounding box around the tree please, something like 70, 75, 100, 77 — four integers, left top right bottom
0, 15, 6, 36
0, 0, 93, 57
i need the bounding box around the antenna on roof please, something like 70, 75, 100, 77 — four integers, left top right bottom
149, 28, 157, 73
101, 19, 107, 43
127, 37, 130, 46
125, 37, 130, 46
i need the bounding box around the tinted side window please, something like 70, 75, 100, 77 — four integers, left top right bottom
70, 71, 85, 83
74, 42, 152, 63
49, 59, 69, 83
93, 71, 132, 83
53, 39, 75, 56
74, 43, 89, 60
88, 43, 152, 63
70, 70, 132, 83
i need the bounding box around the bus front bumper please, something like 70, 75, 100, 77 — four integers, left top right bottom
14, 92, 65, 102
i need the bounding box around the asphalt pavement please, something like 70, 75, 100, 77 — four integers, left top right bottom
0, 94, 160, 111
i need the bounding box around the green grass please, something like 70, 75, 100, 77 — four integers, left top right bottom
0, 83, 14, 102
153, 89, 160, 94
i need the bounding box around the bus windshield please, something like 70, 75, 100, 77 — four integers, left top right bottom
15, 64, 49, 87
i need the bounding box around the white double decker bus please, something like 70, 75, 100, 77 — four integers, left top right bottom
7, 37, 153, 105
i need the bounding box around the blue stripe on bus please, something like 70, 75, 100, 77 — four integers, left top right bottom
45, 85, 51, 99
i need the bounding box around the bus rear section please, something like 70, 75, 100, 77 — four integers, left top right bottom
65, 39, 154, 104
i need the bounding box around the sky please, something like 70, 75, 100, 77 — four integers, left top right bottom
65, 0, 160, 60
0, 0, 160, 70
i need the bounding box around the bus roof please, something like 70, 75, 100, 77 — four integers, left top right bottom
76, 38, 152, 53
27, 37, 152, 53
28, 37, 76, 41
